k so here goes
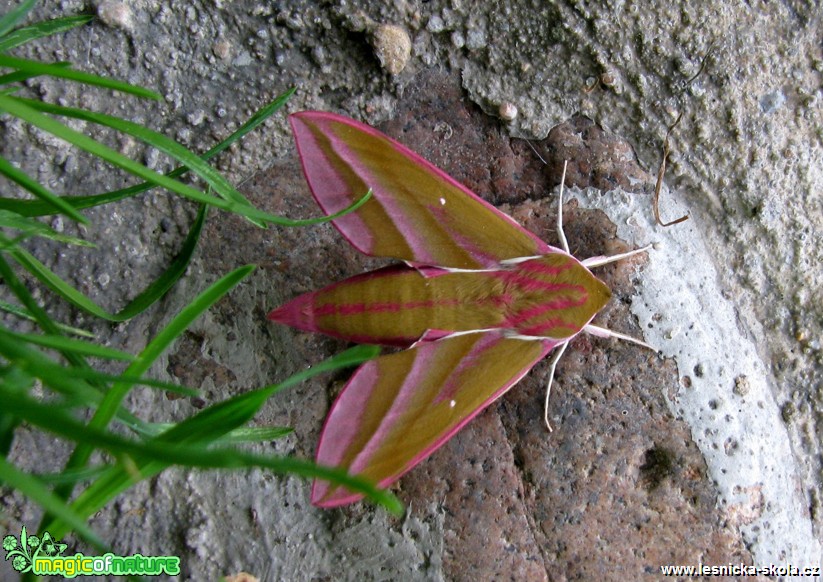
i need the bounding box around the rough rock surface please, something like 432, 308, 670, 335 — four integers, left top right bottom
1, 1, 820, 579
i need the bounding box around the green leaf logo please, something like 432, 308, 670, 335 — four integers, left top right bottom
3, 526, 67, 573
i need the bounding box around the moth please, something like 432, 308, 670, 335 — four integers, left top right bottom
269, 112, 653, 507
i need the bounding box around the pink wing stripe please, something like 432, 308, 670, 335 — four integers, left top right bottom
290, 111, 551, 267
312, 332, 559, 506
290, 120, 377, 251
315, 363, 380, 469
334, 134, 438, 262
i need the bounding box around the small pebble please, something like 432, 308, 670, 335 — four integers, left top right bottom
98, 1, 134, 32
212, 40, 232, 61
372, 24, 411, 75
498, 102, 518, 121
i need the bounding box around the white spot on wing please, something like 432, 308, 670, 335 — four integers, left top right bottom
439, 197, 446, 205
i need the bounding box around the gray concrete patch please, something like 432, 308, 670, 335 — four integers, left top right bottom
1, 0, 821, 579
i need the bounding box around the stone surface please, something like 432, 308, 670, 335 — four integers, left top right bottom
1, 0, 820, 580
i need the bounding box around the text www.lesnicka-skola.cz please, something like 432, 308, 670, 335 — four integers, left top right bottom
660, 563, 820, 577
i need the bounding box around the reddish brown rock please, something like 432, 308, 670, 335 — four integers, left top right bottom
194, 69, 754, 580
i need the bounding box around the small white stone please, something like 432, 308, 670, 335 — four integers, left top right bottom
372, 24, 412, 75
98, 1, 134, 32
498, 102, 518, 121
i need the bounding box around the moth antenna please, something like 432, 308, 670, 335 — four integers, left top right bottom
544, 340, 570, 431
581, 244, 653, 268
557, 160, 570, 254
584, 324, 657, 351
525, 139, 547, 165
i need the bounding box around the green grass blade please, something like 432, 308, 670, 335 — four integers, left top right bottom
16, 98, 264, 226
0, 94, 372, 226
0, 327, 187, 447
0, 456, 106, 550
69, 452, 403, 534
0, 253, 92, 368
0, 55, 160, 100
204, 87, 295, 159
105, 202, 207, 321
0, 60, 70, 86
0, 88, 295, 216
133, 423, 293, 443
273, 343, 381, 393
26, 361, 197, 397
211, 426, 293, 444
0, 412, 20, 456
6, 243, 127, 321
0, 14, 93, 53
0, 154, 88, 222
38, 344, 398, 539
35, 464, 111, 486
0, 260, 154, 442
0, 0, 38, 38
152, 345, 378, 448
0, 210, 94, 247
6, 330, 134, 360
65, 265, 255, 475
114, 264, 257, 400
0, 329, 120, 405
0, 300, 94, 337
2, 204, 205, 321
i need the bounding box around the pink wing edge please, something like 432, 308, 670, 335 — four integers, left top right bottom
279, 111, 578, 507
310, 334, 560, 507
288, 111, 553, 262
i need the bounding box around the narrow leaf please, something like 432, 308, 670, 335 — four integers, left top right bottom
0, 95, 371, 227
105, 203, 207, 321
6, 330, 134, 360
1, 204, 205, 321
0, 154, 88, 222
37, 345, 395, 538
0, 209, 94, 247
0, 0, 38, 38
0, 300, 94, 337
0, 88, 295, 216
0, 14, 93, 53
156, 345, 379, 447
0, 60, 71, 86
15, 98, 261, 226
139, 424, 293, 443
0, 328, 166, 435
34, 464, 111, 486
64, 265, 256, 475
22, 361, 197, 396
211, 426, 293, 443
0, 457, 105, 550
0, 54, 160, 100
0, 254, 92, 366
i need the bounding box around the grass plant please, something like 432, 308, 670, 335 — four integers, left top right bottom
0, 1, 397, 562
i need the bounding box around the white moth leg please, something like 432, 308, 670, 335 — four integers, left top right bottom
557, 160, 570, 254
584, 323, 657, 351
544, 340, 569, 432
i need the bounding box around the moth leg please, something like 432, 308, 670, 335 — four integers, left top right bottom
556, 160, 571, 254
544, 340, 570, 431
584, 323, 656, 351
